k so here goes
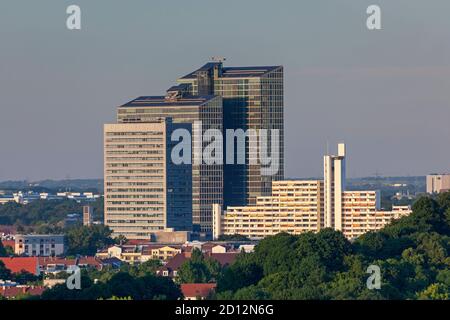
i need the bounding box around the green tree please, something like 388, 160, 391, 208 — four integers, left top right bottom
13, 270, 40, 285
416, 283, 450, 300
217, 253, 263, 292
177, 249, 222, 284
135, 259, 162, 277
0, 241, 7, 257
114, 234, 127, 246
41, 270, 182, 300
0, 260, 12, 280
66, 225, 115, 256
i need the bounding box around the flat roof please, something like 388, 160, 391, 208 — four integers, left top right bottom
119, 95, 217, 108
180, 65, 281, 80
16, 234, 64, 237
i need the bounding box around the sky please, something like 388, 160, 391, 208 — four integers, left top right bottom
0, 0, 449, 181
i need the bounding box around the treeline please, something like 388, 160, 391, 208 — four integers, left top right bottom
65, 224, 115, 256
211, 192, 450, 300
41, 272, 181, 300
39, 260, 180, 300
0, 198, 104, 230
0, 179, 103, 193
17, 193, 450, 300
172, 193, 450, 300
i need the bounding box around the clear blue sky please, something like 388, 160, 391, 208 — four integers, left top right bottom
0, 0, 449, 180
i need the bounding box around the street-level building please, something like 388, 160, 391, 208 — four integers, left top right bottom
14, 235, 64, 257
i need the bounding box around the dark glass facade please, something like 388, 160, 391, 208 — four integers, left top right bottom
178, 63, 284, 208
166, 121, 193, 231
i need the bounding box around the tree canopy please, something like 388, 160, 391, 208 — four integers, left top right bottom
66, 225, 115, 256
214, 192, 450, 300
40, 270, 182, 300
176, 248, 221, 284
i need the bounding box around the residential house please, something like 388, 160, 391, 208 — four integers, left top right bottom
181, 283, 216, 300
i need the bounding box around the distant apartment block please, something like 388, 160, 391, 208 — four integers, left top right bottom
343, 203, 412, 239
341, 191, 380, 239
215, 144, 413, 240
15, 235, 65, 257
426, 174, 450, 194
0, 194, 14, 205
0, 191, 100, 205
219, 180, 323, 239
83, 205, 93, 226
104, 119, 192, 239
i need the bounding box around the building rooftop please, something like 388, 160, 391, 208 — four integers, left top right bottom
0, 286, 45, 299
16, 234, 64, 238
1, 240, 15, 248
0, 257, 39, 275
179, 63, 281, 79
157, 252, 239, 276
37, 256, 102, 269
119, 95, 217, 108
181, 283, 216, 298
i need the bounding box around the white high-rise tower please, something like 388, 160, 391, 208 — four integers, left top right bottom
323, 143, 346, 230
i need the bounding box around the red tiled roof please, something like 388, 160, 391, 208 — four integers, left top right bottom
1, 240, 15, 248
158, 252, 238, 277
125, 239, 152, 246
0, 225, 16, 234
209, 253, 238, 266
78, 256, 102, 268
38, 256, 102, 269
38, 257, 76, 267
0, 286, 45, 298
0, 257, 39, 275
160, 253, 188, 272
181, 283, 216, 298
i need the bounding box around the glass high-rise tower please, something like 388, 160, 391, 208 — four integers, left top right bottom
177, 62, 284, 208
106, 61, 284, 238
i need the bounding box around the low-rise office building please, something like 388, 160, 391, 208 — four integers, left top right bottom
15, 235, 65, 257
427, 174, 450, 194
96, 244, 182, 264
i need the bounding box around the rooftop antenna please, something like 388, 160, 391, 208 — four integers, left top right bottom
211, 56, 226, 63
326, 140, 329, 155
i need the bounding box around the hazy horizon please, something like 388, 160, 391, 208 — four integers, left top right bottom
1, 0, 449, 180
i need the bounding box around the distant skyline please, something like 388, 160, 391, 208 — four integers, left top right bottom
1, 0, 450, 180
